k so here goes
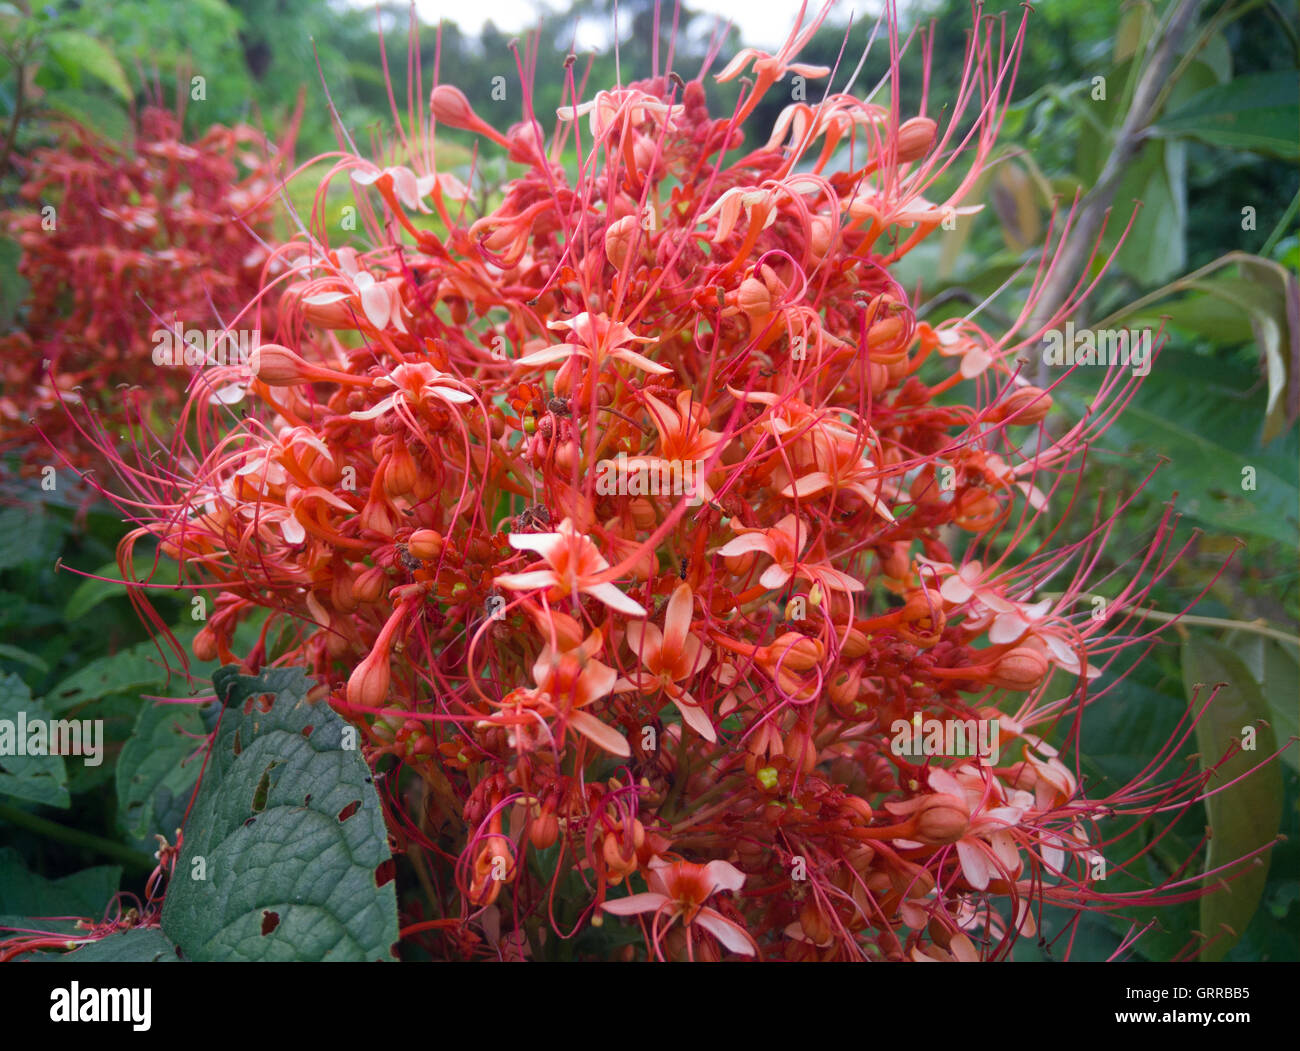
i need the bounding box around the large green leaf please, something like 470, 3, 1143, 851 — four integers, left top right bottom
1235, 635, 1300, 775
116, 701, 204, 842
0, 846, 120, 937
45, 928, 181, 962
1154, 72, 1300, 159
64, 558, 179, 621
0, 674, 70, 808
0, 505, 69, 571
1182, 639, 1284, 961
44, 30, 132, 101
161, 667, 398, 961
1113, 254, 1299, 443
16, 927, 181, 961
46, 638, 178, 714
1104, 138, 1186, 283
1058, 349, 1299, 548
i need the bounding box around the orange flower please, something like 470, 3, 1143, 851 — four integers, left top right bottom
602, 858, 756, 959
495, 517, 647, 617
620, 583, 715, 742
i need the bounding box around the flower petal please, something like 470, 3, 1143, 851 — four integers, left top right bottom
568, 710, 631, 757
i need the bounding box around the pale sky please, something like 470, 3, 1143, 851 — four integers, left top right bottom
392, 0, 873, 51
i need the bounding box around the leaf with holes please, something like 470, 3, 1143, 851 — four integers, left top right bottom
160, 666, 398, 961
1182, 639, 1284, 961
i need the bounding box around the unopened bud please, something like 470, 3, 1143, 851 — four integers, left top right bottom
895, 117, 937, 164
407, 529, 444, 560
989, 647, 1050, 691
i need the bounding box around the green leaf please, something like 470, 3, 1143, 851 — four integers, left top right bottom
0, 643, 49, 675
1182, 639, 1284, 961
46, 638, 176, 714
0, 505, 69, 571
45, 30, 132, 101
0, 674, 70, 808
1058, 349, 1300, 548
65, 559, 178, 621
117, 702, 204, 841
42, 89, 129, 145
1107, 253, 1300, 443
47, 928, 181, 961
1234, 635, 1300, 775
161, 667, 399, 961
1154, 72, 1300, 159
1106, 139, 1186, 283
15, 927, 181, 961
0, 846, 120, 934
0, 237, 25, 330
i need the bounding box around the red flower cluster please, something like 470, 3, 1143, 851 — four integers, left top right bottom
0, 104, 287, 478
99, 3, 1234, 960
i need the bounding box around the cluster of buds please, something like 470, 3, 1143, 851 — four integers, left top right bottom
97, 2, 1229, 960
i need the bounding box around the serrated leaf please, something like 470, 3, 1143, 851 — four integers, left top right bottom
161, 667, 398, 962
1182, 639, 1284, 961
117, 702, 204, 841
45, 30, 132, 101
0, 674, 70, 808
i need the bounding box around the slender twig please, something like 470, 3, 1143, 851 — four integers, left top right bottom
1031, 0, 1204, 384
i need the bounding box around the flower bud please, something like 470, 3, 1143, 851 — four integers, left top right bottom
529, 809, 559, 850
990, 386, 1053, 426
354, 565, 388, 604
737, 276, 771, 320
331, 566, 358, 613
841, 627, 871, 659
193, 626, 219, 662
604, 214, 640, 270
407, 528, 444, 560
895, 116, 937, 163
250, 343, 318, 386
989, 647, 1050, 690
430, 84, 478, 130
912, 793, 970, 845
347, 645, 391, 708
761, 632, 824, 674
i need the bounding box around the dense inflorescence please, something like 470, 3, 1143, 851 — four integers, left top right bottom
0, 104, 287, 478
101, 3, 1230, 960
